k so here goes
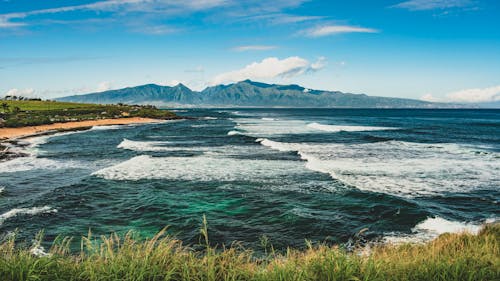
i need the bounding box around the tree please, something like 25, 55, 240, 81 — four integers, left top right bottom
1, 103, 9, 113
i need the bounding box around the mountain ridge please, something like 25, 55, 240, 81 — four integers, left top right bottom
57, 80, 464, 108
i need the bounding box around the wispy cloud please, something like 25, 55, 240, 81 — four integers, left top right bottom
236, 13, 324, 25
212, 56, 326, 85
0, 0, 230, 30
301, 25, 379, 37
0, 56, 105, 69
392, 0, 474, 11
0, 0, 316, 33
232, 45, 278, 52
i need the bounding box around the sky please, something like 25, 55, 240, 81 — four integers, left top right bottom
1, 0, 500, 103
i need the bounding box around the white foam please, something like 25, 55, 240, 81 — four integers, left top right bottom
234, 118, 315, 136
0, 206, 57, 226
93, 155, 306, 182
256, 139, 500, 198
0, 156, 83, 173
414, 217, 482, 235
117, 139, 171, 152
307, 122, 395, 132
0, 186, 4, 194
384, 217, 490, 244
227, 130, 242, 136
30, 245, 51, 257
90, 125, 123, 130
233, 118, 395, 137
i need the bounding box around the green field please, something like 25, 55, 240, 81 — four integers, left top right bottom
0, 100, 176, 128
0, 221, 498, 281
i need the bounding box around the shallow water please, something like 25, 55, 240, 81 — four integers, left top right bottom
0, 109, 498, 249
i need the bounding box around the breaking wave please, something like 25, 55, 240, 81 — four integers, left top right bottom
233, 118, 396, 137
0, 206, 57, 226
92, 155, 307, 182
383, 217, 497, 243
117, 139, 171, 152
256, 138, 499, 197
306, 122, 395, 132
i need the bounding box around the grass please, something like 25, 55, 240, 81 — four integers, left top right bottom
0, 100, 177, 128
0, 220, 498, 281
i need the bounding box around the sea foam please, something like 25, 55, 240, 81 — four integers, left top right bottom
256, 138, 499, 198
93, 155, 306, 182
233, 118, 396, 137
307, 122, 395, 132
383, 217, 495, 244
117, 139, 171, 152
0, 206, 57, 226
0, 156, 82, 173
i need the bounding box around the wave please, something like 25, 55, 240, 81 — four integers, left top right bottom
0, 156, 83, 173
93, 154, 306, 182
117, 139, 171, 152
0, 186, 4, 195
227, 130, 242, 136
256, 138, 500, 198
233, 118, 396, 137
0, 206, 57, 226
90, 125, 124, 131
383, 217, 496, 244
307, 122, 395, 132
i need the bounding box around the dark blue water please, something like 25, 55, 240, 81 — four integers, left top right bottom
0, 109, 499, 249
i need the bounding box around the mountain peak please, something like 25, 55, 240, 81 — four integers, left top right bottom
56, 80, 457, 108
174, 83, 190, 90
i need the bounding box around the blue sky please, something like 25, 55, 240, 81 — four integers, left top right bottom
1, 0, 499, 103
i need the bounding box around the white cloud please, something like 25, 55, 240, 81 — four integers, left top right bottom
420, 93, 442, 102
133, 25, 181, 35
310, 56, 327, 70
420, 85, 500, 103
302, 25, 378, 37
0, 0, 229, 29
212, 56, 326, 85
392, 0, 473, 11
96, 81, 113, 92
232, 45, 277, 52
3, 88, 36, 98
0, 0, 313, 31
446, 85, 500, 103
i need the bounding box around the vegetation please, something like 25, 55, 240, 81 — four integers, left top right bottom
0, 99, 176, 128
0, 220, 498, 281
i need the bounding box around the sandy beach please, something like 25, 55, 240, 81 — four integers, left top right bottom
0, 117, 161, 140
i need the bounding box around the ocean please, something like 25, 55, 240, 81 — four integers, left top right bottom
0, 108, 499, 249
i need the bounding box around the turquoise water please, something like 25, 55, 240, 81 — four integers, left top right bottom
0, 109, 499, 249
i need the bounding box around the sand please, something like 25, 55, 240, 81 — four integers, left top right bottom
0, 117, 162, 140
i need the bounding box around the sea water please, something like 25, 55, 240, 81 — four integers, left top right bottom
0, 109, 498, 249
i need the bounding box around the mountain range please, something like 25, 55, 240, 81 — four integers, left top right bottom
57, 80, 462, 108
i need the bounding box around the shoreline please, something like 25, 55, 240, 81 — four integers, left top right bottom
0, 117, 166, 162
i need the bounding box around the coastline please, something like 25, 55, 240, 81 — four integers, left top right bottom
0, 117, 165, 161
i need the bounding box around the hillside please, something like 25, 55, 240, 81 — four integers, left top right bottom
57, 80, 459, 108
0, 99, 176, 128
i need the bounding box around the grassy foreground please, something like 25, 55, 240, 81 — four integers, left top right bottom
0, 221, 498, 281
0, 99, 176, 128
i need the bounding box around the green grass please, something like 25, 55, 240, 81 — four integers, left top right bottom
0, 100, 177, 128
2, 100, 97, 111
0, 220, 498, 281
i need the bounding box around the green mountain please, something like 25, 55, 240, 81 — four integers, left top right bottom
57, 80, 458, 108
